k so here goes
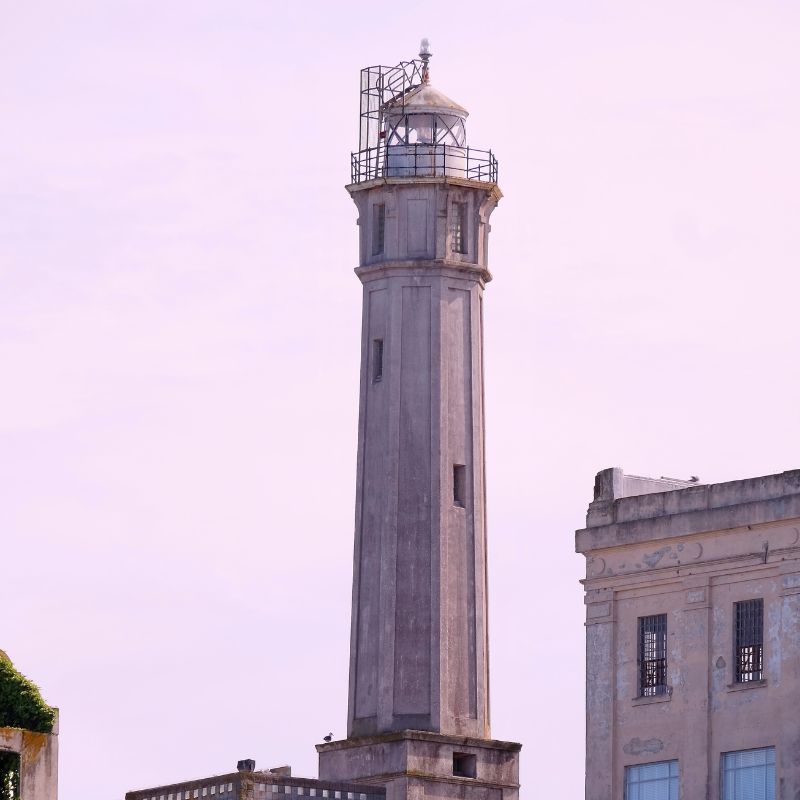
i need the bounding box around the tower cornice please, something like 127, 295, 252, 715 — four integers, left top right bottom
354, 261, 492, 286
347, 176, 502, 205
316, 729, 522, 753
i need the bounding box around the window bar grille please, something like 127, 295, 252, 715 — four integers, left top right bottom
735, 599, 764, 682
451, 202, 467, 254
638, 614, 667, 697
372, 204, 385, 255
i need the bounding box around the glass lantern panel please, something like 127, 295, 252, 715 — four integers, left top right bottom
435, 115, 466, 147
388, 124, 406, 145
383, 112, 407, 145
406, 114, 434, 144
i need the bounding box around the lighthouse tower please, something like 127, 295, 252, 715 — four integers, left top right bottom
317, 43, 520, 800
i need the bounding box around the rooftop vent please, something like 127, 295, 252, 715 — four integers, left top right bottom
237, 759, 256, 773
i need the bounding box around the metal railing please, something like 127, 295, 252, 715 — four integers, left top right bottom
351, 143, 498, 184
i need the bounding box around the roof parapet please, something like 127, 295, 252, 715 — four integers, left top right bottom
593, 467, 697, 504
578, 467, 800, 554
587, 467, 699, 529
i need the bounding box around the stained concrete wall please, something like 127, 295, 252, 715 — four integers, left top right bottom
577, 468, 800, 799
0, 712, 58, 800
346, 177, 500, 741
318, 731, 520, 800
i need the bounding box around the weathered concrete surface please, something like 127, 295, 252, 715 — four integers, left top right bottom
580, 467, 800, 547
577, 467, 800, 799
318, 731, 519, 800
346, 177, 500, 742
0, 711, 59, 800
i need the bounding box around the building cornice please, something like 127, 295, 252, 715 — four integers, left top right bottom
576, 494, 800, 555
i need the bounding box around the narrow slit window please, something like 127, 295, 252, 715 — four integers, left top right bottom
638, 613, 668, 697
735, 598, 764, 682
372, 203, 386, 255
453, 464, 466, 507
451, 201, 468, 254
372, 338, 384, 383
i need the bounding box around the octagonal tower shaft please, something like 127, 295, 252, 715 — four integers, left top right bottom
347, 176, 501, 740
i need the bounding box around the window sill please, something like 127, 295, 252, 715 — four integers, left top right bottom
727, 679, 768, 693
631, 690, 672, 706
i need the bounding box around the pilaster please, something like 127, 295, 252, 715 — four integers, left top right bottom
680, 575, 711, 799
585, 588, 614, 800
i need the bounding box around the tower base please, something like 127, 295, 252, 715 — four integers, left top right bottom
317, 731, 520, 800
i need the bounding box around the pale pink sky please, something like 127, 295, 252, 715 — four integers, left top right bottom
2, 2, 799, 798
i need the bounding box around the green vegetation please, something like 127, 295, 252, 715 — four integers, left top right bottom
0, 652, 54, 800
0, 752, 20, 800
0, 654, 55, 734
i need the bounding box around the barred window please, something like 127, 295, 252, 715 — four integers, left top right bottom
625, 760, 679, 799
372, 203, 385, 255
451, 202, 467, 254
721, 747, 775, 800
638, 614, 668, 697
735, 599, 764, 683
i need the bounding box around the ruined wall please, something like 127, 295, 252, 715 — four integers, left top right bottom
0, 715, 58, 800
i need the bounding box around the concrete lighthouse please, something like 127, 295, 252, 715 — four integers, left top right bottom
317, 42, 521, 800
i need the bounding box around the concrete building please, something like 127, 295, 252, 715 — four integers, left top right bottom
125, 762, 384, 800
577, 466, 800, 799
129, 41, 519, 800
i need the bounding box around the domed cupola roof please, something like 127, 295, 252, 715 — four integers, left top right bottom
384, 82, 468, 119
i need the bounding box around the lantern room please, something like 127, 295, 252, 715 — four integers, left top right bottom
350, 41, 497, 184
382, 83, 468, 148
